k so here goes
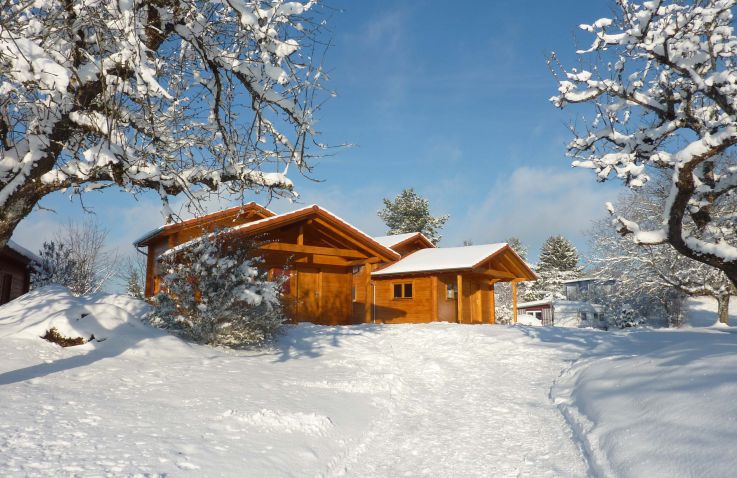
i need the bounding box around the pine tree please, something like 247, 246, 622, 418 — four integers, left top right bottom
524, 235, 581, 301
126, 270, 144, 299
537, 236, 580, 273
152, 233, 285, 347
378, 188, 449, 245
505, 237, 528, 261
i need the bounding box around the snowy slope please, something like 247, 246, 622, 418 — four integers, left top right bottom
1, 288, 737, 477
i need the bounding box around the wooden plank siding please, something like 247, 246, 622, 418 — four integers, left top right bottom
372, 276, 434, 323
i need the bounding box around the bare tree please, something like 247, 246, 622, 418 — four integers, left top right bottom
0, 0, 331, 248
589, 185, 735, 325
551, 1, 737, 288
32, 219, 118, 295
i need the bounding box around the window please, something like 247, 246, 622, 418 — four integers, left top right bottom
530, 310, 542, 319
352, 286, 357, 302
393, 282, 413, 299
446, 283, 456, 300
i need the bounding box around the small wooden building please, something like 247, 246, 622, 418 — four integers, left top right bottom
135, 203, 536, 325
0, 241, 38, 305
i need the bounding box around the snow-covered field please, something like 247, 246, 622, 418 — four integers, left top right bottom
1, 287, 736, 477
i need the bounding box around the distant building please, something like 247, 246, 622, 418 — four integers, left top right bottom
518, 278, 614, 327
0, 241, 39, 305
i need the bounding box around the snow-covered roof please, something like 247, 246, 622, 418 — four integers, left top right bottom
517, 298, 554, 308
373, 233, 421, 248
6, 240, 41, 263
518, 299, 603, 310
133, 202, 275, 247
159, 204, 400, 262
372, 243, 507, 276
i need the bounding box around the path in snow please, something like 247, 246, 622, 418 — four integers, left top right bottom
320, 324, 588, 477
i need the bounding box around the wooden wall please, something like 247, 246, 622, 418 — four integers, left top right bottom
0, 249, 31, 305
372, 276, 435, 323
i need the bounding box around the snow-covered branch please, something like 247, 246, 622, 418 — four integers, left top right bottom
553, 0, 737, 287
0, 0, 329, 245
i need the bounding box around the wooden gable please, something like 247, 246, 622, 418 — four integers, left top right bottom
470, 245, 536, 283
390, 233, 434, 257
135, 202, 275, 248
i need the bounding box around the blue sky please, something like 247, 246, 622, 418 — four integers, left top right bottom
13, 0, 623, 266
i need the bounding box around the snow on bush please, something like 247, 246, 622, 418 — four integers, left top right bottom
152, 233, 285, 347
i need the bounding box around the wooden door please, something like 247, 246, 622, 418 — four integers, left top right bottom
296, 267, 321, 322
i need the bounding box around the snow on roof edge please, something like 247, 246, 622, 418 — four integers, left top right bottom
7, 240, 41, 263
371, 243, 507, 276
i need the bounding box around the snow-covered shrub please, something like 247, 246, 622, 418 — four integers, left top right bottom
152, 233, 285, 347
608, 306, 645, 329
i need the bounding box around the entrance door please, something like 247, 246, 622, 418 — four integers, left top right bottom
296, 267, 321, 322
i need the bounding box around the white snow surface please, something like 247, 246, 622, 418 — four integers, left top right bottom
373, 232, 429, 249
1, 287, 737, 477
372, 243, 506, 276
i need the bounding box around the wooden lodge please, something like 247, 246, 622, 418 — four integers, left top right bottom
134, 203, 536, 325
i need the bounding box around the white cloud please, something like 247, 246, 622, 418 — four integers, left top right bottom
453, 167, 621, 261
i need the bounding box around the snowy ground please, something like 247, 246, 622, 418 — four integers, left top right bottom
1, 288, 736, 477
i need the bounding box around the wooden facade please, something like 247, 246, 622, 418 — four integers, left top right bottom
135, 203, 536, 325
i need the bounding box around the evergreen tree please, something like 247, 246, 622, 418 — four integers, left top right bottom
524, 235, 581, 301
126, 270, 144, 300
378, 188, 449, 245
152, 233, 285, 347
537, 236, 580, 273
32, 242, 78, 290
505, 237, 528, 261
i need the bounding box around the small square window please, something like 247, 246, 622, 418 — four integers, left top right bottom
446, 283, 456, 300
393, 282, 413, 299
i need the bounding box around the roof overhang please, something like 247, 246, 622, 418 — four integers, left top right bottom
134, 202, 276, 247
159, 205, 401, 263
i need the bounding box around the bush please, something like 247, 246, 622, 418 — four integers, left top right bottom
41, 327, 86, 347
151, 232, 285, 347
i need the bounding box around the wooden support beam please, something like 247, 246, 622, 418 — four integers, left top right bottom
313, 218, 375, 255
456, 273, 464, 324
489, 283, 496, 324
291, 255, 351, 266
512, 281, 518, 323
297, 224, 304, 245
432, 276, 439, 322
345, 257, 382, 266
472, 268, 517, 280
260, 242, 367, 259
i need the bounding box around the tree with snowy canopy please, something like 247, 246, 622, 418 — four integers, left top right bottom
550, 0, 737, 289
0, 0, 330, 248
524, 235, 581, 301
589, 178, 735, 325
152, 233, 285, 347
378, 188, 449, 245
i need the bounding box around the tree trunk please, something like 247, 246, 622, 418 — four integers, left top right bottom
717, 293, 731, 325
